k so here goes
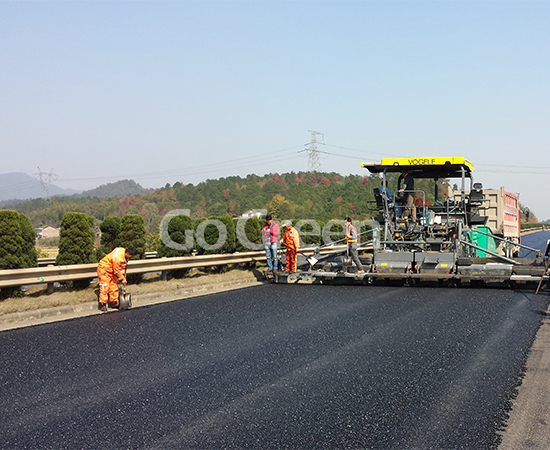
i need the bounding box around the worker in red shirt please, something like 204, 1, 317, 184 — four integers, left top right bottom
280, 221, 300, 273
97, 246, 137, 311
261, 213, 280, 273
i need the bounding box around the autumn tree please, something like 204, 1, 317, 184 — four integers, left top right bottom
141, 202, 161, 233
268, 194, 285, 218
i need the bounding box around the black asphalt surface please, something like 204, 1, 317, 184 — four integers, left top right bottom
519, 229, 550, 257
1, 282, 549, 449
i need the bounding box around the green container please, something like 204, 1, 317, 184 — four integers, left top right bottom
468, 226, 496, 257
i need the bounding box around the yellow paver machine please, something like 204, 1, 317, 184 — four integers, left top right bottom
275, 156, 547, 287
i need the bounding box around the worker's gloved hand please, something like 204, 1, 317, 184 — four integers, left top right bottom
122, 280, 127, 285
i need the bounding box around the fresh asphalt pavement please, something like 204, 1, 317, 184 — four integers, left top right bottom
519, 230, 550, 258
0, 281, 548, 449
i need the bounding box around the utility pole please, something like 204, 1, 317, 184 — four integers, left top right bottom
33, 166, 58, 199
305, 130, 324, 172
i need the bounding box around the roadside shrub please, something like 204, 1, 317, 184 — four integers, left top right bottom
0, 210, 24, 270
193, 218, 207, 255
56, 212, 95, 289
235, 217, 262, 252
119, 214, 146, 283
194, 215, 236, 256
294, 219, 323, 247
158, 214, 194, 258
217, 215, 236, 254
19, 213, 38, 268
157, 214, 194, 278
56, 212, 95, 266
0, 211, 39, 298
97, 216, 122, 260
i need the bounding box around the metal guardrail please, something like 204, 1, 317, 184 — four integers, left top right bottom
37, 251, 158, 267
1, 251, 265, 289
521, 227, 545, 235
2, 246, 348, 290
37, 257, 57, 267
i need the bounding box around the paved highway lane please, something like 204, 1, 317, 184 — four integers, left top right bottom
1, 285, 548, 449
519, 229, 550, 257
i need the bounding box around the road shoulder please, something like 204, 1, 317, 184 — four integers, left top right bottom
499, 300, 550, 449
0, 276, 264, 332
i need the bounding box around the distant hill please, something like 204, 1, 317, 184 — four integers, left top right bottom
0, 172, 79, 204
77, 179, 149, 198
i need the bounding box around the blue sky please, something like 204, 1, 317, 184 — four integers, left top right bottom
1, 0, 549, 219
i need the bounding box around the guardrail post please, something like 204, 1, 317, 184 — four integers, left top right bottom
47, 263, 55, 294
161, 270, 167, 281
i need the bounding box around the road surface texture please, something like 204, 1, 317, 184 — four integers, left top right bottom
519, 230, 550, 258
1, 283, 548, 449
498, 229, 550, 449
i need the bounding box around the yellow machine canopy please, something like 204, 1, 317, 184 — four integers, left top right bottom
361, 156, 474, 179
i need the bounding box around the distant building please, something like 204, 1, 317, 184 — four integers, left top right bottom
38, 226, 60, 239
240, 209, 265, 219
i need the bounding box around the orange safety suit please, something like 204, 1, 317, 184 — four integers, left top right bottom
97, 247, 128, 305
281, 226, 300, 273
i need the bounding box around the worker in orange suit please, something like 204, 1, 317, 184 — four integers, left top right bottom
280, 221, 300, 273
97, 246, 137, 311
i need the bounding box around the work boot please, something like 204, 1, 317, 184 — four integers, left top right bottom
98, 303, 107, 312
109, 301, 119, 309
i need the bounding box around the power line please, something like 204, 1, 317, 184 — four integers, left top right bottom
56, 145, 305, 184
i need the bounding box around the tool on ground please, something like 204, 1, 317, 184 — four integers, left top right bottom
118, 266, 132, 310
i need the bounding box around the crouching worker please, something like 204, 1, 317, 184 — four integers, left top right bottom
97, 246, 137, 311
280, 221, 300, 273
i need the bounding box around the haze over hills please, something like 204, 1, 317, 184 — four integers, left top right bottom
0, 173, 148, 206
0, 173, 80, 204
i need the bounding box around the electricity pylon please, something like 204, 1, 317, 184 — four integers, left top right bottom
33, 166, 58, 199
306, 130, 324, 172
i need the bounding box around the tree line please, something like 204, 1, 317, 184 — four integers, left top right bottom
8, 171, 438, 229
5, 170, 539, 232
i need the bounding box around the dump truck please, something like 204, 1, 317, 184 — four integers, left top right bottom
447, 186, 521, 257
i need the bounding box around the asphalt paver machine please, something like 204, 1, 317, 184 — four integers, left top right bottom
362, 156, 541, 284
276, 156, 545, 287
